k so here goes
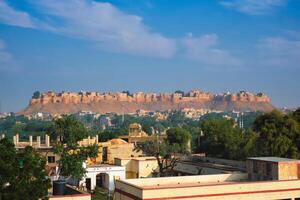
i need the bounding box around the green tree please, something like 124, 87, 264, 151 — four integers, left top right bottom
97, 130, 119, 142
174, 90, 185, 96
32, 91, 41, 99
142, 124, 153, 135
12, 122, 25, 134
253, 110, 300, 158
0, 138, 51, 200
135, 127, 191, 177
200, 119, 248, 160
166, 127, 191, 151
239, 129, 257, 159
0, 138, 17, 195
292, 108, 300, 124
50, 116, 98, 180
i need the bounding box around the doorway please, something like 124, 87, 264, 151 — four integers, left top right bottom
86, 178, 91, 191
96, 173, 108, 189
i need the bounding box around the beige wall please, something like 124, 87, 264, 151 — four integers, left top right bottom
109, 144, 141, 164
115, 175, 300, 200
121, 173, 247, 187
278, 162, 299, 180
85, 142, 141, 165
137, 159, 158, 178
142, 179, 300, 200
39, 150, 60, 168
115, 180, 143, 199
115, 157, 158, 179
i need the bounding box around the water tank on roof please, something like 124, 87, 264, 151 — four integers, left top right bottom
53, 180, 66, 196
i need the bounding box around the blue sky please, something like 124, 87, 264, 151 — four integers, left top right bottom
0, 0, 300, 112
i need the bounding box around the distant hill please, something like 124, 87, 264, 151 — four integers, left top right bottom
19, 90, 275, 115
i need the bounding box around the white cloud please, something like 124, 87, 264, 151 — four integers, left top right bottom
26, 0, 176, 58
219, 0, 287, 15
181, 33, 241, 67
0, 1, 35, 28
257, 36, 300, 68
0, 0, 242, 67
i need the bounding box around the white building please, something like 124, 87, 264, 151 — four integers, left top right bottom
80, 164, 125, 191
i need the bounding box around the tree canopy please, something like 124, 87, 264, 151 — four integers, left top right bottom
197, 109, 300, 160
32, 91, 41, 99
0, 138, 51, 200
166, 127, 191, 152
135, 127, 191, 177
253, 110, 300, 158
200, 119, 244, 159
50, 116, 98, 179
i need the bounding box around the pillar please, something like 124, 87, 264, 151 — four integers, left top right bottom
95, 135, 99, 144
29, 135, 33, 146
16, 134, 19, 145
45, 134, 50, 147
13, 135, 16, 145
36, 136, 41, 147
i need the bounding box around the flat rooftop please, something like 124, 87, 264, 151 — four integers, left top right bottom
120, 173, 248, 189
248, 157, 300, 163
141, 180, 241, 190
115, 156, 156, 161
176, 160, 245, 172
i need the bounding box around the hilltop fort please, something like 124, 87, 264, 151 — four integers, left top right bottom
19, 90, 274, 115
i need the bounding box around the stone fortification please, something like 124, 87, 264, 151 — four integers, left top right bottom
20, 90, 273, 115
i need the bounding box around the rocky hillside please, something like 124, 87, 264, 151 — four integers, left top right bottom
19, 90, 274, 115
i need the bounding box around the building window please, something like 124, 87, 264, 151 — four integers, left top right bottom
102, 147, 108, 162
48, 156, 55, 163
253, 161, 258, 173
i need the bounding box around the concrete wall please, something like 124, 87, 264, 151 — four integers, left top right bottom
85, 142, 141, 165
115, 157, 158, 179
109, 144, 141, 164
141, 179, 300, 200
80, 166, 125, 191
115, 180, 143, 200
137, 158, 158, 178
278, 162, 299, 180
247, 160, 300, 181
123, 173, 247, 187
115, 175, 300, 200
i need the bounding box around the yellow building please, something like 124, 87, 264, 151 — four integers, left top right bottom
80, 137, 142, 165
11, 134, 142, 175
114, 157, 158, 179
115, 157, 300, 200
119, 123, 166, 143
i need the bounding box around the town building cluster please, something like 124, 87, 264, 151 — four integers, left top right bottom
2, 122, 300, 200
